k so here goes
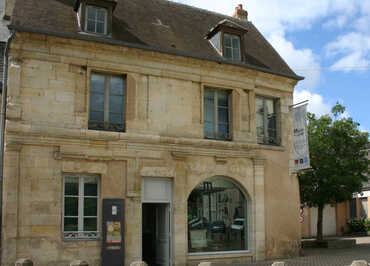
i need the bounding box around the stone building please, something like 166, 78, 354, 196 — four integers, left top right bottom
1, 0, 303, 265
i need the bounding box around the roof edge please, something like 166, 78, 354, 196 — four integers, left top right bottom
8, 24, 304, 81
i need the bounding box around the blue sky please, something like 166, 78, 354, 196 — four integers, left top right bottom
172, 0, 370, 133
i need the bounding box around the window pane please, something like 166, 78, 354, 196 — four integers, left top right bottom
64, 218, 78, 231
97, 9, 106, 22
218, 107, 228, 123
110, 76, 125, 95
90, 92, 105, 111
96, 22, 105, 34
86, 20, 95, 32
109, 113, 123, 124
86, 6, 96, 20
217, 91, 228, 107
65, 197, 78, 216
204, 122, 215, 139
84, 178, 98, 196
90, 111, 104, 122
224, 47, 232, 59
256, 113, 264, 137
218, 123, 228, 139
109, 95, 123, 114
188, 177, 247, 253
84, 218, 98, 231
265, 99, 274, 114
232, 36, 240, 49
65, 177, 78, 196
84, 198, 98, 216
204, 90, 215, 123
256, 98, 264, 113
224, 34, 232, 47
233, 47, 241, 61
91, 73, 105, 93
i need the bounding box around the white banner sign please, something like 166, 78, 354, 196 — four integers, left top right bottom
293, 104, 310, 171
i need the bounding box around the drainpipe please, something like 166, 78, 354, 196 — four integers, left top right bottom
0, 29, 15, 252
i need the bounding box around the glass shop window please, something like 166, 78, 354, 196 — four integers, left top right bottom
188, 177, 248, 253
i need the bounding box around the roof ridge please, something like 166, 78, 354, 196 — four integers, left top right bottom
165, 0, 245, 23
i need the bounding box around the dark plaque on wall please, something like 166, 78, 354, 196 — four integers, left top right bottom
101, 199, 125, 266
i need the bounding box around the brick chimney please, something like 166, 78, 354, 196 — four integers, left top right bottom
233, 4, 248, 21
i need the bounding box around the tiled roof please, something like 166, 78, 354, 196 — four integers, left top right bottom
10, 0, 303, 80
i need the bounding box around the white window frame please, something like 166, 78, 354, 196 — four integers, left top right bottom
88, 72, 126, 132
223, 33, 241, 61
62, 174, 100, 241
256, 96, 280, 145
85, 5, 108, 35
204, 88, 231, 141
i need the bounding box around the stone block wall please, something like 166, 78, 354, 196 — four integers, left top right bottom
1, 31, 300, 265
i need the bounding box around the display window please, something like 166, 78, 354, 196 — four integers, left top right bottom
188, 177, 248, 253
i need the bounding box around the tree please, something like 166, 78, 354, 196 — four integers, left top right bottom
298, 103, 369, 241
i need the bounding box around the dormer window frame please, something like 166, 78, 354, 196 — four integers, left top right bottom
220, 26, 245, 62
207, 23, 247, 63
75, 0, 116, 37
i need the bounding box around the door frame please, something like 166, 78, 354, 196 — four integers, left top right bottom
142, 178, 173, 266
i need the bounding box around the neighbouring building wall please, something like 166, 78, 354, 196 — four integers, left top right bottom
2, 31, 299, 266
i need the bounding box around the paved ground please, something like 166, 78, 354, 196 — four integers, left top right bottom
244, 237, 370, 266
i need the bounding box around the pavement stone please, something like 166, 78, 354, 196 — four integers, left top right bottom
215, 237, 370, 266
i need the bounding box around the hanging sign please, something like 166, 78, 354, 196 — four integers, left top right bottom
293, 104, 311, 171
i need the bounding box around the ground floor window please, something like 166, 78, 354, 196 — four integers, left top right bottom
63, 174, 100, 240
188, 176, 248, 253
360, 198, 368, 218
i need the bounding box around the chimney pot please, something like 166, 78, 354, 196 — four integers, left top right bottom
233, 4, 248, 21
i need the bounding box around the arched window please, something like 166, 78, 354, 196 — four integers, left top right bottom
188, 176, 248, 253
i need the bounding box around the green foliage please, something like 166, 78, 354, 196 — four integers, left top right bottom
298, 103, 370, 209
346, 218, 370, 233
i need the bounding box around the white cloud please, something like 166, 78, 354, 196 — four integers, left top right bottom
323, 15, 348, 30
294, 89, 331, 117
326, 33, 370, 72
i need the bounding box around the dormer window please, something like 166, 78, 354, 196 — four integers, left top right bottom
86, 5, 108, 34
74, 0, 117, 36
223, 33, 241, 61
206, 19, 247, 62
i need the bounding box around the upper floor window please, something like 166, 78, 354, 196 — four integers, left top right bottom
89, 73, 126, 132
223, 33, 241, 61
206, 19, 247, 62
204, 88, 230, 140
256, 96, 280, 145
86, 5, 108, 34
74, 0, 117, 36
63, 174, 100, 240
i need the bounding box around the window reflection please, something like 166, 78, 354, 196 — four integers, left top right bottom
188, 177, 248, 253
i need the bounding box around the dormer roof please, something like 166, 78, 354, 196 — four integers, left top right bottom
205, 19, 248, 40
9, 0, 303, 81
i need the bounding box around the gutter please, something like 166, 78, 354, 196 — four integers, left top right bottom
8, 24, 305, 81
0, 29, 15, 251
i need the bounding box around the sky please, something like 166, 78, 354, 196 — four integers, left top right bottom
172, 0, 370, 133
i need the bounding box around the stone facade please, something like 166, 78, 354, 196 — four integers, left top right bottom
1, 31, 300, 266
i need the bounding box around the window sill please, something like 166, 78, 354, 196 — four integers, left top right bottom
62, 237, 100, 242
188, 250, 252, 259
258, 143, 285, 151
78, 31, 112, 38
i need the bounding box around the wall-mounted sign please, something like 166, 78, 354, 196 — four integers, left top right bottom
107, 221, 122, 244
293, 104, 311, 171
102, 199, 125, 266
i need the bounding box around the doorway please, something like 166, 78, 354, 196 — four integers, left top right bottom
142, 203, 171, 266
